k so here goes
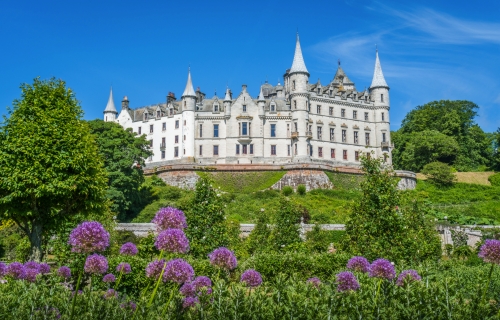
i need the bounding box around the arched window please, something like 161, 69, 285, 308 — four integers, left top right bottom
292, 80, 296, 90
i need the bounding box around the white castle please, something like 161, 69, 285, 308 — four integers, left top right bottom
103, 34, 392, 168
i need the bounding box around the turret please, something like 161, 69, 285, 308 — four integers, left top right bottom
224, 87, 232, 117
181, 68, 196, 160
181, 67, 196, 111
121, 96, 129, 110
257, 86, 265, 116
369, 50, 390, 108
103, 87, 118, 122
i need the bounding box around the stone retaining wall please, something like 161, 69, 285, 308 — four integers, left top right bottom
270, 170, 333, 191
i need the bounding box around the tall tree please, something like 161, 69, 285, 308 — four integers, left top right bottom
88, 120, 152, 221
0, 78, 108, 261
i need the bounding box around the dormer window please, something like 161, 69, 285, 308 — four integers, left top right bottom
156, 110, 160, 118
214, 104, 219, 112
317, 88, 320, 95
329, 90, 332, 96
243, 105, 247, 112
270, 104, 275, 112
169, 108, 173, 116
144, 113, 148, 121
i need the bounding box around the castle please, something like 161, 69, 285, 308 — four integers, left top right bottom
103, 34, 392, 168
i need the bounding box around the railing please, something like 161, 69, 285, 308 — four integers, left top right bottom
306, 131, 313, 138
160, 143, 166, 150
291, 131, 299, 139
381, 141, 390, 147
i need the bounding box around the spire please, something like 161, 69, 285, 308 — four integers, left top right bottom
258, 86, 265, 101
224, 87, 231, 101
104, 87, 117, 113
370, 50, 388, 89
182, 67, 196, 97
289, 33, 309, 75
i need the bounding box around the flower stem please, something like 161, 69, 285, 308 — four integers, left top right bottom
374, 278, 382, 306
115, 269, 124, 289
147, 260, 167, 307
161, 284, 178, 317
69, 269, 83, 320
481, 263, 495, 305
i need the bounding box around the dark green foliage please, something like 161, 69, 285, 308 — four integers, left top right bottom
488, 172, 500, 186
305, 225, 335, 252
421, 161, 456, 186
185, 177, 228, 257
0, 78, 108, 261
451, 229, 469, 248
246, 210, 271, 254
281, 186, 293, 196
196, 171, 286, 193
270, 197, 302, 251
297, 184, 306, 195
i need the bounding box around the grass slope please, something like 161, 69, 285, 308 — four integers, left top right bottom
416, 171, 495, 185
196, 171, 286, 193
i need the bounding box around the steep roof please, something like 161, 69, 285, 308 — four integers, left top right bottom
182, 68, 196, 97
289, 33, 309, 74
370, 50, 389, 88
332, 65, 354, 85
104, 87, 117, 113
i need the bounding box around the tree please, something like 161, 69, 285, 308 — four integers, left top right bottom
421, 161, 456, 186
270, 196, 302, 251
0, 78, 108, 261
88, 120, 152, 221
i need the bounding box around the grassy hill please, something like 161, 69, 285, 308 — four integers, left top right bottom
416, 171, 495, 185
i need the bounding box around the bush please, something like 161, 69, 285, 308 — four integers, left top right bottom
297, 184, 306, 195
488, 172, 500, 186
421, 161, 456, 186
281, 186, 293, 196
270, 197, 301, 251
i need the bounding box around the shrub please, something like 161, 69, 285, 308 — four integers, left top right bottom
450, 229, 468, 248
297, 184, 306, 195
270, 197, 301, 251
246, 210, 271, 254
488, 172, 500, 186
281, 186, 293, 196
421, 161, 456, 186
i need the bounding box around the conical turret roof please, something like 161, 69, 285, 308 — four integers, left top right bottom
289, 33, 309, 75
224, 87, 231, 101
258, 86, 265, 101
370, 50, 388, 88
182, 68, 196, 97
104, 87, 117, 113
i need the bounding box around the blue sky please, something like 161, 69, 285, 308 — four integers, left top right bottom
1, 0, 499, 132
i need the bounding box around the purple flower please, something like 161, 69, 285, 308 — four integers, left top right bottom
120, 242, 138, 256
0, 262, 6, 278
193, 276, 212, 290
7, 262, 26, 279
145, 259, 167, 280
39, 263, 51, 275
57, 266, 71, 279
478, 239, 500, 265
180, 282, 197, 297
68, 221, 110, 253
163, 259, 194, 284
396, 269, 422, 286
152, 207, 187, 231
103, 273, 116, 283
182, 296, 199, 309
103, 289, 118, 299
240, 269, 263, 287
209, 247, 237, 271
116, 263, 131, 274
84, 254, 109, 274
347, 256, 370, 273
155, 229, 190, 253
25, 268, 39, 282
306, 277, 322, 288
369, 259, 396, 280
336, 271, 360, 292
180, 276, 213, 297
24, 261, 40, 272
120, 301, 137, 311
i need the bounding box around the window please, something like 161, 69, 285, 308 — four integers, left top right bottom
184, 120, 186, 126
199, 124, 203, 137
294, 101, 297, 109
329, 107, 333, 116
149, 125, 153, 133
174, 147, 179, 157
157, 110, 161, 118
294, 144, 298, 155
169, 108, 173, 116
329, 89, 333, 96
144, 113, 148, 121
309, 145, 313, 156
330, 148, 335, 158
199, 145, 203, 156
287, 123, 290, 137
317, 105, 321, 114
161, 150, 165, 159
354, 131, 359, 144
161, 137, 166, 147
288, 145, 291, 156
175, 120, 179, 129
214, 104, 219, 112
317, 126, 322, 140
330, 128, 335, 141
271, 145, 276, 156
364, 112, 368, 121
353, 110, 357, 119
343, 150, 347, 160
183, 135, 186, 141
355, 151, 359, 161
307, 102, 310, 112
381, 94, 384, 102
365, 133, 370, 146
270, 104, 275, 112
162, 122, 166, 131
236, 144, 240, 155
213, 145, 219, 156
341, 109, 346, 117
309, 125, 312, 133
241, 122, 248, 136
138, 127, 142, 135
214, 124, 219, 138
242, 144, 247, 154
342, 130, 346, 143
292, 80, 296, 90
294, 122, 298, 132
270, 124, 276, 137
250, 144, 254, 154
318, 147, 323, 157
317, 88, 320, 95
175, 135, 179, 143
381, 112, 385, 121
149, 140, 153, 148
184, 101, 186, 107
382, 132, 386, 142
242, 105, 247, 112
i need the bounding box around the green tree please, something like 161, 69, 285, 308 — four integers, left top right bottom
421, 161, 456, 186
270, 196, 302, 251
0, 78, 108, 261
88, 120, 152, 221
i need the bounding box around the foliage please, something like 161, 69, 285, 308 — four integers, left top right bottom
451, 229, 469, 248
196, 171, 286, 193
88, 120, 153, 221
305, 225, 344, 253
269, 197, 302, 251
246, 210, 272, 255
324, 171, 364, 189
421, 161, 456, 186
488, 172, 500, 186
185, 177, 228, 257
297, 184, 306, 195
281, 186, 293, 196
0, 78, 108, 261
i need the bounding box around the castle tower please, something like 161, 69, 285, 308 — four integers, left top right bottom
287, 33, 310, 160
181, 68, 196, 160
369, 49, 390, 108
103, 87, 118, 122
224, 87, 232, 118
257, 86, 265, 116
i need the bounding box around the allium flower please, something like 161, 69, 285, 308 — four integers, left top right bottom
396, 269, 421, 286
336, 271, 360, 292
163, 259, 194, 284
120, 242, 138, 256
57, 266, 71, 279
84, 254, 109, 274
116, 263, 131, 274
306, 277, 322, 288
25, 268, 39, 282
347, 256, 370, 273
182, 296, 199, 309
155, 229, 190, 253
478, 239, 500, 265
68, 221, 110, 253
240, 269, 263, 287
24, 261, 40, 272
209, 247, 237, 271
180, 282, 196, 297
120, 301, 137, 311
103, 273, 116, 283
145, 259, 167, 280
39, 263, 51, 275
0, 262, 6, 278
103, 289, 118, 299
152, 207, 187, 231
7, 262, 26, 279
193, 276, 212, 290
369, 259, 396, 280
